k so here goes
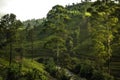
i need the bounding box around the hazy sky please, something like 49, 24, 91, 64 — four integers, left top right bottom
0, 0, 81, 21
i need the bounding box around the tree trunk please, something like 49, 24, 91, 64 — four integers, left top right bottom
56, 44, 59, 65
107, 37, 111, 74
31, 38, 34, 61
9, 42, 12, 65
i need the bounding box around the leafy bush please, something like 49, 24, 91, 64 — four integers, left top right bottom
0, 59, 49, 80
25, 68, 47, 80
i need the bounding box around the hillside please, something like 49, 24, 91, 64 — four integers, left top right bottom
0, 0, 120, 80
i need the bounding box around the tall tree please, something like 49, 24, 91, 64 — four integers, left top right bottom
26, 23, 35, 60
88, 1, 118, 72
44, 5, 70, 65
0, 14, 22, 65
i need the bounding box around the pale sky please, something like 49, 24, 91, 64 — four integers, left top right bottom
0, 0, 81, 21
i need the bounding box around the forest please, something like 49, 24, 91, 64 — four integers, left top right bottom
0, 0, 120, 80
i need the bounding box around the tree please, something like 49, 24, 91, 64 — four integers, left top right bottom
0, 14, 22, 65
26, 23, 35, 60
88, 2, 118, 72
44, 36, 66, 64
44, 5, 70, 65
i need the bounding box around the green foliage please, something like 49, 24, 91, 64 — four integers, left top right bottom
77, 60, 94, 79
54, 68, 71, 80
80, 64, 93, 79
70, 59, 114, 80
5, 65, 20, 80
0, 58, 9, 66
0, 58, 49, 80
0, 77, 2, 80
45, 58, 57, 76
44, 36, 66, 53
25, 68, 47, 80
91, 70, 114, 80
22, 59, 46, 73
59, 53, 72, 69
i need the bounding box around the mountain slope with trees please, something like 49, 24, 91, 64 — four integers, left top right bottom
0, 0, 120, 80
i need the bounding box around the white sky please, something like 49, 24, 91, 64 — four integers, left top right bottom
0, 0, 81, 21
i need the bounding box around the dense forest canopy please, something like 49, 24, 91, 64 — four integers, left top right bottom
0, 0, 120, 80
